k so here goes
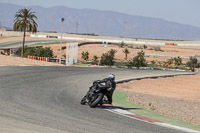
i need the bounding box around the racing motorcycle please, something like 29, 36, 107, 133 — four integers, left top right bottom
80, 80, 111, 108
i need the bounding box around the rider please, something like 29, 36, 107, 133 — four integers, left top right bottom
81, 74, 116, 105
98, 74, 116, 104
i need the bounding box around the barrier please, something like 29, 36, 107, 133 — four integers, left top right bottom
25, 35, 30, 37
165, 43, 175, 46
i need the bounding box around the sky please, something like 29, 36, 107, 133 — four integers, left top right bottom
0, 0, 200, 28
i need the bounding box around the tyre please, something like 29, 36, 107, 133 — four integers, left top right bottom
88, 93, 104, 108
80, 95, 87, 105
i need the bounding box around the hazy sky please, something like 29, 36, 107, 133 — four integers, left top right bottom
1, 0, 200, 28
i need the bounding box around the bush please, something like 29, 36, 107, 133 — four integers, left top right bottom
174, 56, 182, 66
15, 46, 53, 57
186, 57, 199, 71
126, 51, 147, 69
92, 55, 98, 62
81, 51, 89, 61
101, 49, 117, 66
92, 55, 98, 64
143, 45, 147, 49
119, 41, 125, 48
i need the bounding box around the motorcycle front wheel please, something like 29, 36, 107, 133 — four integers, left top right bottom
88, 93, 104, 108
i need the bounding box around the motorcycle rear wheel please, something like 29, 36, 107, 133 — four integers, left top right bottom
88, 93, 104, 108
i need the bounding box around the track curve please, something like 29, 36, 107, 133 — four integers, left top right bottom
0, 66, 189, 133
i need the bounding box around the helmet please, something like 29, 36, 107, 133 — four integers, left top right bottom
108, 74, 115, 80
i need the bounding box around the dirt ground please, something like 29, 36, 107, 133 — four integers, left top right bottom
78, 44, 200, 63
117, 74, 200, 126
41, 43, 200, 64
0, 55, 63, 66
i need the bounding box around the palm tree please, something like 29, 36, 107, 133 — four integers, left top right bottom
123, 48, 130, 60
13, 8, 38, 57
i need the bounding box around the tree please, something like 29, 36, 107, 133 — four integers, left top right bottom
123, 48, 130, 60
127, 51, 147, 69
13, 8, 38, 57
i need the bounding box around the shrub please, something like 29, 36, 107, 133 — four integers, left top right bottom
143, 45, 147, 49
119, 41, 125, 48
15, 46, 53, 57
101, 49, 117, 66
92, 55, 98, 62
186, 57, 199, 71
174, 56, 182, 66
167, 58, 174, 65
126, 51, 147, 69
81, 51, 89, 61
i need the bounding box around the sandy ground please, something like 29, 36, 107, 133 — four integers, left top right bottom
117, 74, 200, 126
41, 43, 200, 64
0, 55, 63, 66
78, 44, 200, 62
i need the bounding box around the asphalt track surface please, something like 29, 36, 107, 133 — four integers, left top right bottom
0, 40, 58, 48
0, 66, 191, 133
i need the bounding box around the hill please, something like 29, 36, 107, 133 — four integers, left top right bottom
1, 3, 200, 40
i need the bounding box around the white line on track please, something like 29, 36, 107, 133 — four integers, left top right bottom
103, 105, 200, 133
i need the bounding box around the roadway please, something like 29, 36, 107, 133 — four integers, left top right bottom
0, 66, 191, 133
0, 40, 58, 48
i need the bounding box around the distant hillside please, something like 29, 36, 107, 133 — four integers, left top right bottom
1, 3, 200, 40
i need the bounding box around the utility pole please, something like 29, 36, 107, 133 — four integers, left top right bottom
123, 21, 127, 37
76, 21, 79, 34
60, 18, 65, 64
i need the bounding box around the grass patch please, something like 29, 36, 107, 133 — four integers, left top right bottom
72, 62, 90, 66
113, 90, 200, 131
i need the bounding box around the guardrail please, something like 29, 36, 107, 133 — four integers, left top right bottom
27, 56, 66, 64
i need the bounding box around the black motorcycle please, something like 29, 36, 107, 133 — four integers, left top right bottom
80, 80, 111, 108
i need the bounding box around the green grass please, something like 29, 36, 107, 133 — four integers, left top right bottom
0, 42, 12, 45
72, 63, 90, 66
113, 90, 200, 131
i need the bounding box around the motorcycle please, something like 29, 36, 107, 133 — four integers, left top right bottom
80, 80, 111, 108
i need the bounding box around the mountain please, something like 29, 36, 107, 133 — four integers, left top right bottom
1, 3, 200, 40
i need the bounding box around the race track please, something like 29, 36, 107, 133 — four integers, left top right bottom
0, 66, 190, 133
0, 40, 58, 48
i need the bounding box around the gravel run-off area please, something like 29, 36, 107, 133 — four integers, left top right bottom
117, 74, 200, 126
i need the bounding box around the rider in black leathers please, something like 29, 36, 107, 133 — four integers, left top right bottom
81, 74, 116, 105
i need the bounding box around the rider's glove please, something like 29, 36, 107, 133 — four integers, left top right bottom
107, 87, 112, 91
